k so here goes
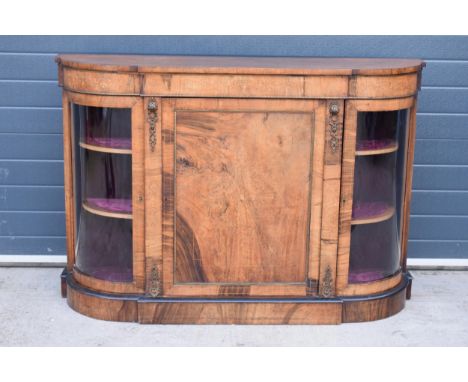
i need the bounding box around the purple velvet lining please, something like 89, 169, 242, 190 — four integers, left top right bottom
87, 198, 132, 213
90, 266, 133, 282
86, 137, 131, 150
348, 271, 385, 283
356, 139, 395, 151
352, 201, 390, 220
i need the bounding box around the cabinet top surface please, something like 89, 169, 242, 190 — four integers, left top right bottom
56, 54, 424, 76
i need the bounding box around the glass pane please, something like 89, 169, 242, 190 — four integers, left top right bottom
81, 150, 132, 214
76, 211, 133, 282
348, 109, 409, 283
79, 106, 131, 150
72, 104, 133, 282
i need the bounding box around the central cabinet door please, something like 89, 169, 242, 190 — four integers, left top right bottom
160, 98, 327, 297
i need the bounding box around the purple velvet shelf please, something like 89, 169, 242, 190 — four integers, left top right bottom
89, 266, 133, 282
352, 201, 391, 220
85, 137, 131, 150
348, 271, 385, 283
86, 198, 132, 214
356, 139, 396, 152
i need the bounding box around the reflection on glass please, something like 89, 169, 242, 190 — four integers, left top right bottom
76, 211, 133, 282
81, 150, 132, 216
349, 110, 409, 283
78, 106, 131, 150
72, 104, 133, 282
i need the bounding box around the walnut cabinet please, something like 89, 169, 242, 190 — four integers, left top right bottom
57, 55, 424, 324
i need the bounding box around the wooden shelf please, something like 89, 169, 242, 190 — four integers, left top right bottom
83, 200, 132, 220
355, 141, 398, 156
79, 141, 132, 155
351, 203, 395, 225
348, 270, 385, 283
88, 266, 133, 283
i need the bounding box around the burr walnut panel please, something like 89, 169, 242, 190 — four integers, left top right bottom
160, 98, 326, 297
174, 110, 313, 283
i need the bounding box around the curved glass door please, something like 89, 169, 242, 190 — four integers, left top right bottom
348, 109, 409, 283
72, 105, 133, 282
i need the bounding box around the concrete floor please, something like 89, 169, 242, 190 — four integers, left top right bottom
0, 268, 467, 346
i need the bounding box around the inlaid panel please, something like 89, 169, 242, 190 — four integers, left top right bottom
175, 110, 313, 283
160, 99, 326, 296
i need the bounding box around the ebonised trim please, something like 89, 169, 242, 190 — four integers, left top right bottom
66, 271, 411, 304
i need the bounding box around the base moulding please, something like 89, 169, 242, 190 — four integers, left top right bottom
63, 270, 412, 324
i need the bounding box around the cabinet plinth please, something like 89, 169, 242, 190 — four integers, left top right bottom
57, 55, 424, 324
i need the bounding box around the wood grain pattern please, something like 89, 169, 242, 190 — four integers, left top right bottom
175, 110, 312, 283
144, 73, 418, 99
60, 69, 422, 100
144, 73, 350, 99
161, 284, 307, 298
174, 213, 206, 283
349, 73, 418, 98
336, 102, 357, 293
65, 91, 139, 109
67, 279, 138, 322
144, 97, 163, 296
160, 98, 324, 297
62, 92, 75, 272
318, 100, 344, 298
62, 67, 140, 95
161, 99, 176, 296
60, 71, 418, 99
342, 287, 406, 323
307, 102, 326, 295
58, 56, 423, 100
138, 301, 342, 325
64, 271, 410, 324
131, 97, 146, 290
57, 55, 424, 76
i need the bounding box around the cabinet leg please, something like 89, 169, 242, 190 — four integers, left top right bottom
406, 272, 413, 300
60, 267, 68, 298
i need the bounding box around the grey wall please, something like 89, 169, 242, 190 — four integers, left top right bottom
0, 36, 467, 259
